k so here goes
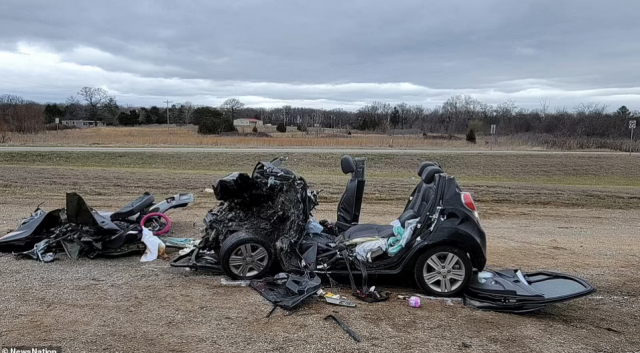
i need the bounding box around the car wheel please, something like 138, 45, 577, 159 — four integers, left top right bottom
414, 246, 472, 297
220, 231, 273, 280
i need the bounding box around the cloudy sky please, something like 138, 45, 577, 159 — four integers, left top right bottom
1, 0, 639, 110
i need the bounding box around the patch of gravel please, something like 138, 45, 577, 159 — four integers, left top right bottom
1, 204, 639, 353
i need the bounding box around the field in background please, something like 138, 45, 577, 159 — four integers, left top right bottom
2, 125, 614, 150
1, 150, 639, 210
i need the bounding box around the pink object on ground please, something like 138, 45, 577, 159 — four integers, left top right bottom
409, 296, 421, 308
140, 212, 171, 235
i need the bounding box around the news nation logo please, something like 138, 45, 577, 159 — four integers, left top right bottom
2, 347, 62, 353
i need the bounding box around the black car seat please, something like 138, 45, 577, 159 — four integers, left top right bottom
336, 156, 365, 231
404, 161, 439, 211
110, 192, 155, 221
343, 165, 443, 240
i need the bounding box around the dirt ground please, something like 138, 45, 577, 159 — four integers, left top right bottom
1, 153, 639, 353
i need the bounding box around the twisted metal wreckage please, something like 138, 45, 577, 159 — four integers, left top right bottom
0, 192, 194, 262
171, 157, 596, 313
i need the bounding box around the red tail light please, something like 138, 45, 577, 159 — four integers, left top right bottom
461, 192, 477, 211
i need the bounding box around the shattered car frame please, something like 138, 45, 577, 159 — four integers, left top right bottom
0, 192, 194, 261
174, 156, 595, 312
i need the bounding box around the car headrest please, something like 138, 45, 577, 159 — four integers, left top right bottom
421, 166, 444, 184
417, 162, 439, 177
341, 155, 356, 174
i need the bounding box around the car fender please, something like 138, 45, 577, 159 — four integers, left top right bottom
410, 218, 487, 270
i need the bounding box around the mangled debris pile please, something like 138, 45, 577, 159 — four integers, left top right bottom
173, 157, 390, 311
0, 192, 195, 262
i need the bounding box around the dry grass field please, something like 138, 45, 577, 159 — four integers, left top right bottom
4, 125, 549, 149
1, 150, 639, 352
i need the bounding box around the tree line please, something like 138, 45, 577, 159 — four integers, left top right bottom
1, 87, 638, 140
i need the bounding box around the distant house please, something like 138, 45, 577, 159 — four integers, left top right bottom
233, 118, 263, 132
61, 120, 105, 128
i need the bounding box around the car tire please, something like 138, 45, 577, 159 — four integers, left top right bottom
220, 231, 274, 280
414, 246, 472, 297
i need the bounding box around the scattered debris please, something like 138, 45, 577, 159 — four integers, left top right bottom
220, 277, 250, 286
324, 293, 356, 307
413, 294, 462, 306
0, 192, 194, 262
140, 228, 167, 262
324, 315, 361, 342
250, 272, 322, 310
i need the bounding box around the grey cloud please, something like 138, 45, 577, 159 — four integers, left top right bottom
1, 0, 640, 109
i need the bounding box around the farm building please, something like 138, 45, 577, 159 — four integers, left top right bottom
61, 120, 105, 128
233, 118, 263, 132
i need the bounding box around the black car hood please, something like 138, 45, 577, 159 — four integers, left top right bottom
464, 269, 595, 313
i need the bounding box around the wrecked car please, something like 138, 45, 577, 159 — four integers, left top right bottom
0, 192, 194, 261
173, 156, 595, 311
173, 157, 483, 297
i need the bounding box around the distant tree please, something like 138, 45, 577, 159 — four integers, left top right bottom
197, 108, 235, 134
390, 106, 400, 128
117, 111, 132, 126
64, 96, 84, 120
276, 122, 286, 133
220, 98, 244, 121
192, 107, 218, 126
44, 104, 64, 124
148, 106, 162, 124
0, 94, 45, 133
252, 125, 258, 133
466, 128, 477, 144
102, 97, 120, 126
181, 101, 195, 124
77, 87, 111, 126
616, 105, 631, 118
129, 110, 140, 125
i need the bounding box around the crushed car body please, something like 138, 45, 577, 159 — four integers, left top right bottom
173, 156, 595, 313
0, 192, 194, 262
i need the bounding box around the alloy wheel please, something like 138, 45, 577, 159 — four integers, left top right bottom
228, 243, 269, 277
422, 252, 466, 293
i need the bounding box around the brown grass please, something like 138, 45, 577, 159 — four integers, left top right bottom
4, 126, 520, 149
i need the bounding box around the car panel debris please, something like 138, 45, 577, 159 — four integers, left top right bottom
0, 192, 194, 262
464, 270, 596, 313
250, 272, 322, 310
324, 315, 361, 343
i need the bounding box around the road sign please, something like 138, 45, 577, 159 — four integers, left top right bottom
630, 120, 636, 129
55, 118, 59, 124
491, 124, 496, 135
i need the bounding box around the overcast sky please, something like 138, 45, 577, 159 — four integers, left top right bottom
1, 0, 639, 110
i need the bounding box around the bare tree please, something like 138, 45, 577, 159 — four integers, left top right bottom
181, 101, 195, 124
220, 98, 245, 121
77, 87, 110, 126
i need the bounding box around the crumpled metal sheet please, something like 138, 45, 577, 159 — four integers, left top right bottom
200, 160, 315, 272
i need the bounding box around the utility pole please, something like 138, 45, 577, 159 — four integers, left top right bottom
630, 119, 636, 156
164, 99, 173, 130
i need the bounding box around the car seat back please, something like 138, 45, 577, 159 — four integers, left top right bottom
337, 155, 366, 225
404, 162, 439, 212
409, 166, 443, 217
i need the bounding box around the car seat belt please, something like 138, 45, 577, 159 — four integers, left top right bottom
341, 250, 389, 303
